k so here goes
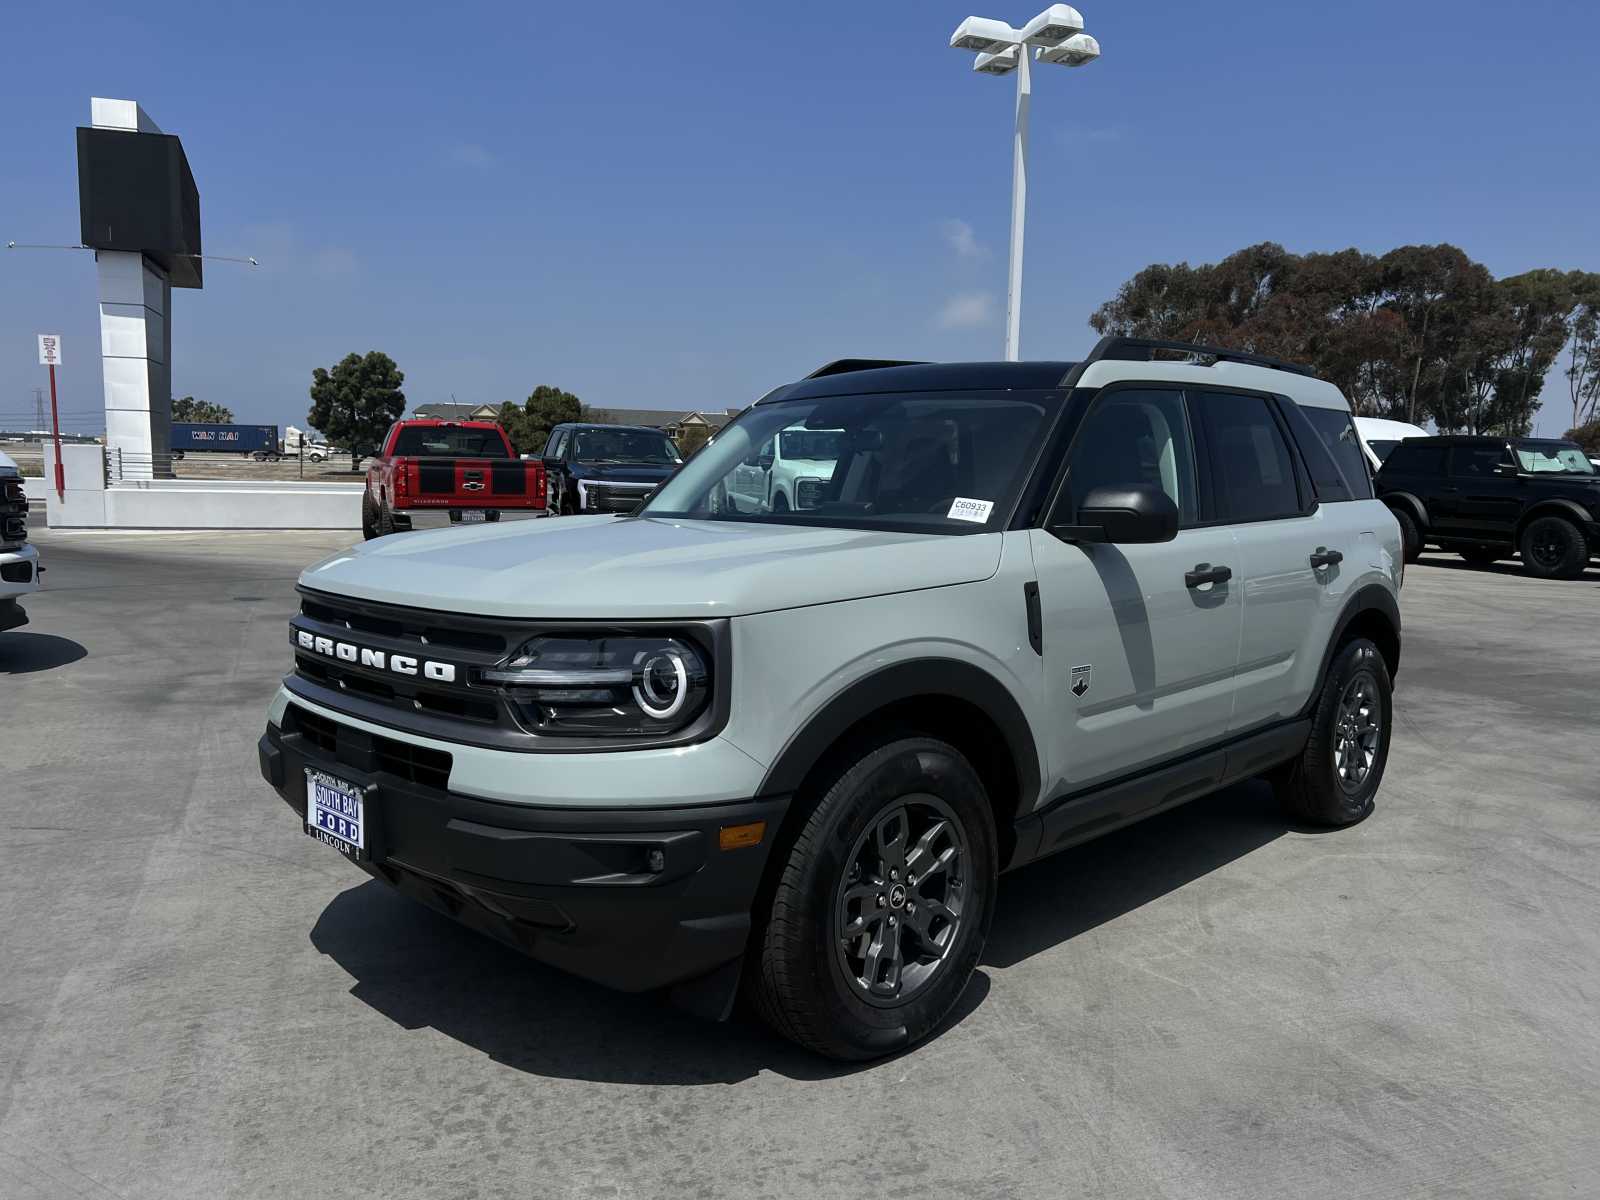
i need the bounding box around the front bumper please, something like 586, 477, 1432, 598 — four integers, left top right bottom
259, 715, 787, 996
0, 543, 41, 600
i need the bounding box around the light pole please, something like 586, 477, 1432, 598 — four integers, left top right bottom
950, 6, 1101, 361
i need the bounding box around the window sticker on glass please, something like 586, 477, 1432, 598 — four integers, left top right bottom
946, 497, 994, 524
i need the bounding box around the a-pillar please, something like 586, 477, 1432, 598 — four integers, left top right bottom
91, 98, 173, 480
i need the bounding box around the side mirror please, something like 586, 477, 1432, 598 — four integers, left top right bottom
1494, 462, 1519, 477
758, 451, 775, 471
1052, 484, 1179, 545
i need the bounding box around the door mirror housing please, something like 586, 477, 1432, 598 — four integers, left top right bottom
1051, 484, 1179, 545
1493, 462, 1520, 477
757, 451, 776, 471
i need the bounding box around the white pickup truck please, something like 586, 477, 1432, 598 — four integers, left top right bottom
0, 450, 41, 633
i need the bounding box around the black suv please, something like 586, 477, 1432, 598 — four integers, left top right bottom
1376, 435, 1600, 578
540, 423, 684, 515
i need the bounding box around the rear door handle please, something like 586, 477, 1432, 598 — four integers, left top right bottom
1309, 547, 1344, 569
1185, 564, 1232, 588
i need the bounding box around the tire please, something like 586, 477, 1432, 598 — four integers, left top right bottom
1459, 546, 1501, 567
1276, 638, 1392, 827
361, 493, 380, 541
1519, 515, 1588, 580
378, 499, 397, 537
1391, 507, 1422, 563
752, 736, 997, 1061
772, 492, 790, 513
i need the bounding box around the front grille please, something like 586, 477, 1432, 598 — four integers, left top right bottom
794, 478, 825, 509
286, 704, 453, 791
1, 478, 26, 548
584, 484, 651, 513
295, 653, 499, 723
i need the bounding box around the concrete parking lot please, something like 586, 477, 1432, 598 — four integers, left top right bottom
3, 526, 1597, 1199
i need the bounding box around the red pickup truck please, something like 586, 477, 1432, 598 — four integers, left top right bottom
362, 420, 546, 538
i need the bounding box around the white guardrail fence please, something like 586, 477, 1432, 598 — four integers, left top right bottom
37, 443, 364, 530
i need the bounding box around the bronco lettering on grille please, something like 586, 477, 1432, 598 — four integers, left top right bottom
295, 629, 457, 682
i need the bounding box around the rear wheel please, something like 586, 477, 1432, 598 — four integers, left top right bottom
361, 494, 380, 541
1391, 508, 1422, 563
1275, 638, 1391, 827
1519, 515, 1588, 580
378, 499, 397, 537
1459, 546, 1501, 568
753, 737, 997, 1061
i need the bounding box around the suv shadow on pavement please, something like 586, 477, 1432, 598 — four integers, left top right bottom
0, 632, 87, 674
1410, 551, 1599, 581
309, 779, 1296, 1083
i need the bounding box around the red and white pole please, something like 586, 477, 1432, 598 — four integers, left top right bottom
48, 361, 65, 501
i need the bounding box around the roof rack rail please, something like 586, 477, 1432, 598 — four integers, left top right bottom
804, 358, 927, 380
1083, 336, 1318, 378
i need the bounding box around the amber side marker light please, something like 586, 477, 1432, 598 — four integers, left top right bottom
719, 821, 766, 851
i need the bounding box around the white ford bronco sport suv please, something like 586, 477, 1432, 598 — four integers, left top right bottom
260, 337, 1403, 1060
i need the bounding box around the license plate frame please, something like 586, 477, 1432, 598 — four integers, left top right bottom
304, 768, 370, 862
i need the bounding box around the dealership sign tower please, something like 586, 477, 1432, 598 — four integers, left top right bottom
76, 98, 203, 477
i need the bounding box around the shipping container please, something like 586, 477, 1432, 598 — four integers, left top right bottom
170, 423, 281, 457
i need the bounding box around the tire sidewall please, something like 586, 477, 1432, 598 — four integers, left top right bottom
1393, 508, 1422, 563
1520, 516, 1586, 580
785, 739, 996, 1056
1311, 639, 1393, 824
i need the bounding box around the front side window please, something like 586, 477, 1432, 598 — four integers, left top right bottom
1514, 441, 1596, 475
390, 426, 509, 457
1063, 389, 1198, 525
1449, 445, 1510, 478
642, 391, 1054, 533
572, 429, 681, 465
1200, 392, 1303, 522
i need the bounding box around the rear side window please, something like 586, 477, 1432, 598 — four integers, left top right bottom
1383, 442, 1444, 475
1198, 392, 1304, 523
1293, 405, 1373, 500
1449, 445, 1508, 477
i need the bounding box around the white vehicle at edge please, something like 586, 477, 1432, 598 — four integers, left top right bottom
1354, 416, 1428, 472
0, 449, 41, 633
726, 424, 845, 513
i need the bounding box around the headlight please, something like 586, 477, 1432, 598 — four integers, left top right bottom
481, 633, 711, 736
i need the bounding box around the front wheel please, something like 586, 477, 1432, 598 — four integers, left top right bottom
1275, 638, 1392, 827
1520, 516, 1589, 580
752, 737, 997, 1060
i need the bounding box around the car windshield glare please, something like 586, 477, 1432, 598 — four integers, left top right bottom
1515, 442, 1595, 475
573, 429, 681, 464
640, 391, 1054, 532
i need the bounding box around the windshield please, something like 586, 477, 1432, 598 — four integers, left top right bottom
1515, 441, 1595, 475
572, 429, 682, 465
640, 391, 1053, 533
391, 426, 509, 457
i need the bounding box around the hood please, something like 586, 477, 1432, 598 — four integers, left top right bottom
301, 516, 1002, 619
569, 462, 679, 483
0, 449, 17, 475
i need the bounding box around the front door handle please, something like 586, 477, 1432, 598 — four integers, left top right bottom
1185, 564, 1232, 588
1309, 547, 1344, 569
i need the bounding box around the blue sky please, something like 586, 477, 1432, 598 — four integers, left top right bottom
3, 0, 1596, 438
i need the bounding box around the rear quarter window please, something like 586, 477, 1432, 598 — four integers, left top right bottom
1291, 404, 1373, 501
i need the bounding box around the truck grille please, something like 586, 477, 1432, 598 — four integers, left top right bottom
285, 704, 453, 791
582, 483, 653, 513
1, 477, 26, 549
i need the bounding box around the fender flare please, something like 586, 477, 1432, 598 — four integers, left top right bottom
1304, 583, 1402, 708
1514, 498, 1594, 539
1382, 491, 1428, 529
756, 658, 1042, 816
